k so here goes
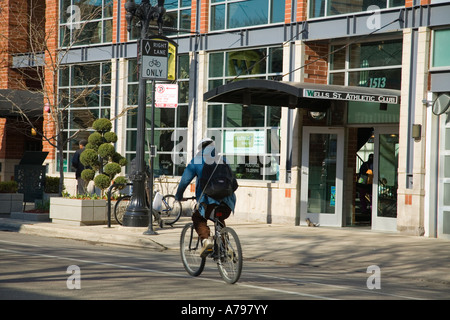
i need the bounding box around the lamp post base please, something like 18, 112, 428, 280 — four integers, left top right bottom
123, 211, 149, 227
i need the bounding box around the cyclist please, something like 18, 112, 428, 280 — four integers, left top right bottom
175, 138, 236, 256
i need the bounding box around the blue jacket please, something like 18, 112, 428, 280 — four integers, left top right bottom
175, 146, 236, 218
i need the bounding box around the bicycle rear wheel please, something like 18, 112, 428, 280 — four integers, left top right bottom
114, 195, 131, 225
217, 227, 243, 284
180, 223, 205, 277
160, 195, 182, 225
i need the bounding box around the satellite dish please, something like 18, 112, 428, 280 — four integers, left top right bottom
432, 93, 450, 115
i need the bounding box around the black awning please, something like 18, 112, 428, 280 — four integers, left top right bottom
204, 79, 401, 107
0, 89, 43, 117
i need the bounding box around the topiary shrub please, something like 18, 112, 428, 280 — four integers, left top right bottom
0, 181, 18, 193
80, 118, 127, 195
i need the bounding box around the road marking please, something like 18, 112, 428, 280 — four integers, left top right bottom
0, 239, 424, 300
0, 245, 333, 300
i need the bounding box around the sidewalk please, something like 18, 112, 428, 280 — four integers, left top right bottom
1, 214, 450, 288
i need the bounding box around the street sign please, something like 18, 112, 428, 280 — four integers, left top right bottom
141, 39, 169, 80
155, 84, 178, 108
140, 36, 178, 81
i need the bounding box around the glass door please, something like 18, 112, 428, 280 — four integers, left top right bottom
372, 127, 399, 231
300, 127, 344, 227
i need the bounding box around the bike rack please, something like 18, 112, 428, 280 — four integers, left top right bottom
106, 182, 133, 228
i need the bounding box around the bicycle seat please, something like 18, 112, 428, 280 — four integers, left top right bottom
207, 204, 229, 221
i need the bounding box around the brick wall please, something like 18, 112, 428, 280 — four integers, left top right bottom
304, 43, 329, 84
200, 0, 209, 33
0, 118, 6, 159
41, 0, 59, 160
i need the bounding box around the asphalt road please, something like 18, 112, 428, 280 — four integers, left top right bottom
1, 231, 449, 306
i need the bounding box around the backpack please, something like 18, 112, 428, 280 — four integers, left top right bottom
200, 157, 238, 200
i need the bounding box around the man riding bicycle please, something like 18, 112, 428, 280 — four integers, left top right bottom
175, 138, 237, 256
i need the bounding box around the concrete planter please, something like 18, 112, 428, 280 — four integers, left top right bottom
50, 197, 108, 226
0, 193, 24, 214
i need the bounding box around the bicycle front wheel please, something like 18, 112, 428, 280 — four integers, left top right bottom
217, 227, 243, 284
160, 195, 182, 225
180, 223, 205, 277
114, 195, 131, 225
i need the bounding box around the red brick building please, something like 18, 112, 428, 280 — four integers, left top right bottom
2, 0, 450, 238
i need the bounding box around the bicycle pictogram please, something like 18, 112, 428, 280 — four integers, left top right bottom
149, 59, 161, 68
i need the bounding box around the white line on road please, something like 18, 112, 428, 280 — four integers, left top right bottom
0, 244, 333, 300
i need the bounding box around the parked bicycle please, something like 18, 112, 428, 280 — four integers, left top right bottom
179, 197, 243, 284
114, 176, 182, 227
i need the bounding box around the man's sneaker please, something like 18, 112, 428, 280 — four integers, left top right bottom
199, 238, 213, 257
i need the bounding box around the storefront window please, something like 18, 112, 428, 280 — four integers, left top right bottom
432, 29, 450, 68
59, 0, 113, 47
125, 55, 189, 176
57, 61, 112, 172
207, 47, 282, 181
329, 39, 402, 90
210, 0, 285, 31
309, 0, 404, 18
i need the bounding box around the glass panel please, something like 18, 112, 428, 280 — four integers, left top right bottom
228, 0, 268, 29
390, 0, 405, 7
348, 68, 402, 90
268, 47, 283, 73
103, 20, 113, 43
155, 130, 175, 152
225, 104, 265, 127
377, 134, 398, 218
262, 155, 280, 180
330, 46, 346, 70
104, 0, 114, 18
211, 4, 225, 31
208, 104, 222, 128
443, 211, 450, 235
209, 53, 224, 78
208, 79, 223, 91
177, 105, 188, 127
271, 0, 285, 23
73, 21, 102, 45
307, 133, 337, 214
310, 0, 325, 18
227, 155, 264, 180
267, 106, 281, 127
349, 40, 402, 69
445, 128, 450, 150
328, 0, 386, 16
347, 101, 400, 124
60, 0, 72, 23
445, 184, 450, 206
329, 72, 345, 85
155, 153, 175, 176
180, 9, 191, 30
444, 156, 450, 178
73, 64, 100, 86
70, 109, 97, 129
178, 82, 189, 104
226, 49, 266, 76
433, 29, 450, 68
181, 0, 192, 7
154, 108, 175, 128
178, 55, 190, 79
126, 131, 137, 152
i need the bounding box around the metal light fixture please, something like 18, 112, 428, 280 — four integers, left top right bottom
123, 0, 166, 230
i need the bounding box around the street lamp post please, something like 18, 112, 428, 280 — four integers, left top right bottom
123, 0, 166, 228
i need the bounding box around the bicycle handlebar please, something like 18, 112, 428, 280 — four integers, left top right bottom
181, 196, 196, 201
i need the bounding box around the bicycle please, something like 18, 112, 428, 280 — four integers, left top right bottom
114, 177, 182, 227
179, 197, 243, 284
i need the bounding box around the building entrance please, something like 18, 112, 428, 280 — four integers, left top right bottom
300, 127, 345, 227
354, 126, 398, 230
